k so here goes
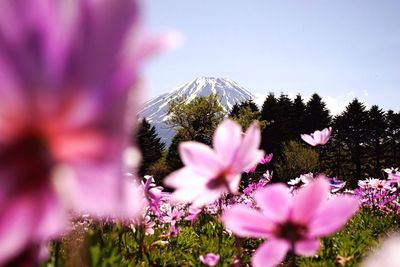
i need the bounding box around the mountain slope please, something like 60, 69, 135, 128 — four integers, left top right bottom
138, 77, 254, 145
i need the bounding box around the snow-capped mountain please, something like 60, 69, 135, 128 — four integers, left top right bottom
138, 77, 254, 145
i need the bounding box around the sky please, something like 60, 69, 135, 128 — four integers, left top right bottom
142, 1, 400, 115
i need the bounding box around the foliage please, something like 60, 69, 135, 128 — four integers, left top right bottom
166, 94, 224, 143
297, 209, 400, 267
165, 130, 188, 172
229, 103, 268, 130
146, 157, 171, 183
44, 208, 400, 267
276, 140, 319, 181
135, 119, 165, 177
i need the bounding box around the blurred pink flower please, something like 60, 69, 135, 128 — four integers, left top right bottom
222, 176, 359, 267
185, 206, 202, 226
260, 153, 273, 164
301, 127, 332, 146
384, 168, 400, 182
244, 164, 257, 174
199, 253, 220, 267
0, 0, 164, 263
164, 119, 264, 207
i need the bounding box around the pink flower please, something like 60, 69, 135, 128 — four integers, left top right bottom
244, 164, 257, 174
222, 176, 359, 267
301, 127, 332, 146
0, 0, 163, 263
164, 119, 264, 207
384, 168, 400, 182
199, 253, 220, 267
260, 153, 273, 164
185, 206, 202, 226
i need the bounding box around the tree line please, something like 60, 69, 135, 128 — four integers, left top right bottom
135, 93, 400, 188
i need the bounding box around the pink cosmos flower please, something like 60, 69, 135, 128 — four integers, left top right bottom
260, 153, 273, 164
199, 253, 220, 267
301, 127, 332, 146
164, 119, 264, 207
222, 176, 359, 267
185, 206, 202, 226
244, 164, 257, 174
384, 168, 400, 182
0, 0, 164, 263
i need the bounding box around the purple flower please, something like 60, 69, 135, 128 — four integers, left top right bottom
301, 127, 332, 146
164, 119, 264, 207
0, 0, 162, 263
222, 176, 359, 267
199, 253, 220, 267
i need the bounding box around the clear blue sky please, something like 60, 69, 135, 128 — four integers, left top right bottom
143, 0, 400, 114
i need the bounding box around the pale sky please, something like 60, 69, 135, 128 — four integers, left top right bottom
142, 1, 400, 114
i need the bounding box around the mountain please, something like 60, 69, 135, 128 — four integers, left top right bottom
138, 77, 254, 145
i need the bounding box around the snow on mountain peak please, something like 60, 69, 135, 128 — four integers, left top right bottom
138, 77, 254, 144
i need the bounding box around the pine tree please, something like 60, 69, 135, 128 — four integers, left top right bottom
229, 99, 259, 118
335, 99, 369, 186
365, 105, 387, 177
303, 93, 331, 133
385, 110, 400, 167
135, 118, 165, 177
289, 94, 306, 140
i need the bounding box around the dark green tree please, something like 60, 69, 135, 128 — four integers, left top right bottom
385, 110, 400, 167
229, 99, 259, 118
303, 93, 331, 134
165, 130, 188, 172
289, 94, 306, 139
365, 105, 387, 177
229, 100, 268, 130
135, 118, 165, 177
334, 99, 369, 186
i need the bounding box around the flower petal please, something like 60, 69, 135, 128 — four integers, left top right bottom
301, 134, 317, 146
213, 119, 242, 165
179, 142, 223, 176
309, 195, 359, 237
292, 176, 330, 224
254, 184, 292, 223
0, 196, 37, 264
231, 122, 263, 172
164, 167, 210, 189
221, 205, 273, 238
295, 239, 320, 257
252, 239, 290, 267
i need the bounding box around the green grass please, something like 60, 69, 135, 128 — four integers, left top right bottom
44, 209, 400, 267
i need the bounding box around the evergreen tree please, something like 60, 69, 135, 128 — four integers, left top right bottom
229, 99, 259, 118
385, 110, 400, 167
335, 99, 369, 186
303, 93, 331, 133
365, 105, 387, 177
229, 100, 267, 130
260, 93, 279, 154
136, 118, 165, 177
289, 94, 306, 140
